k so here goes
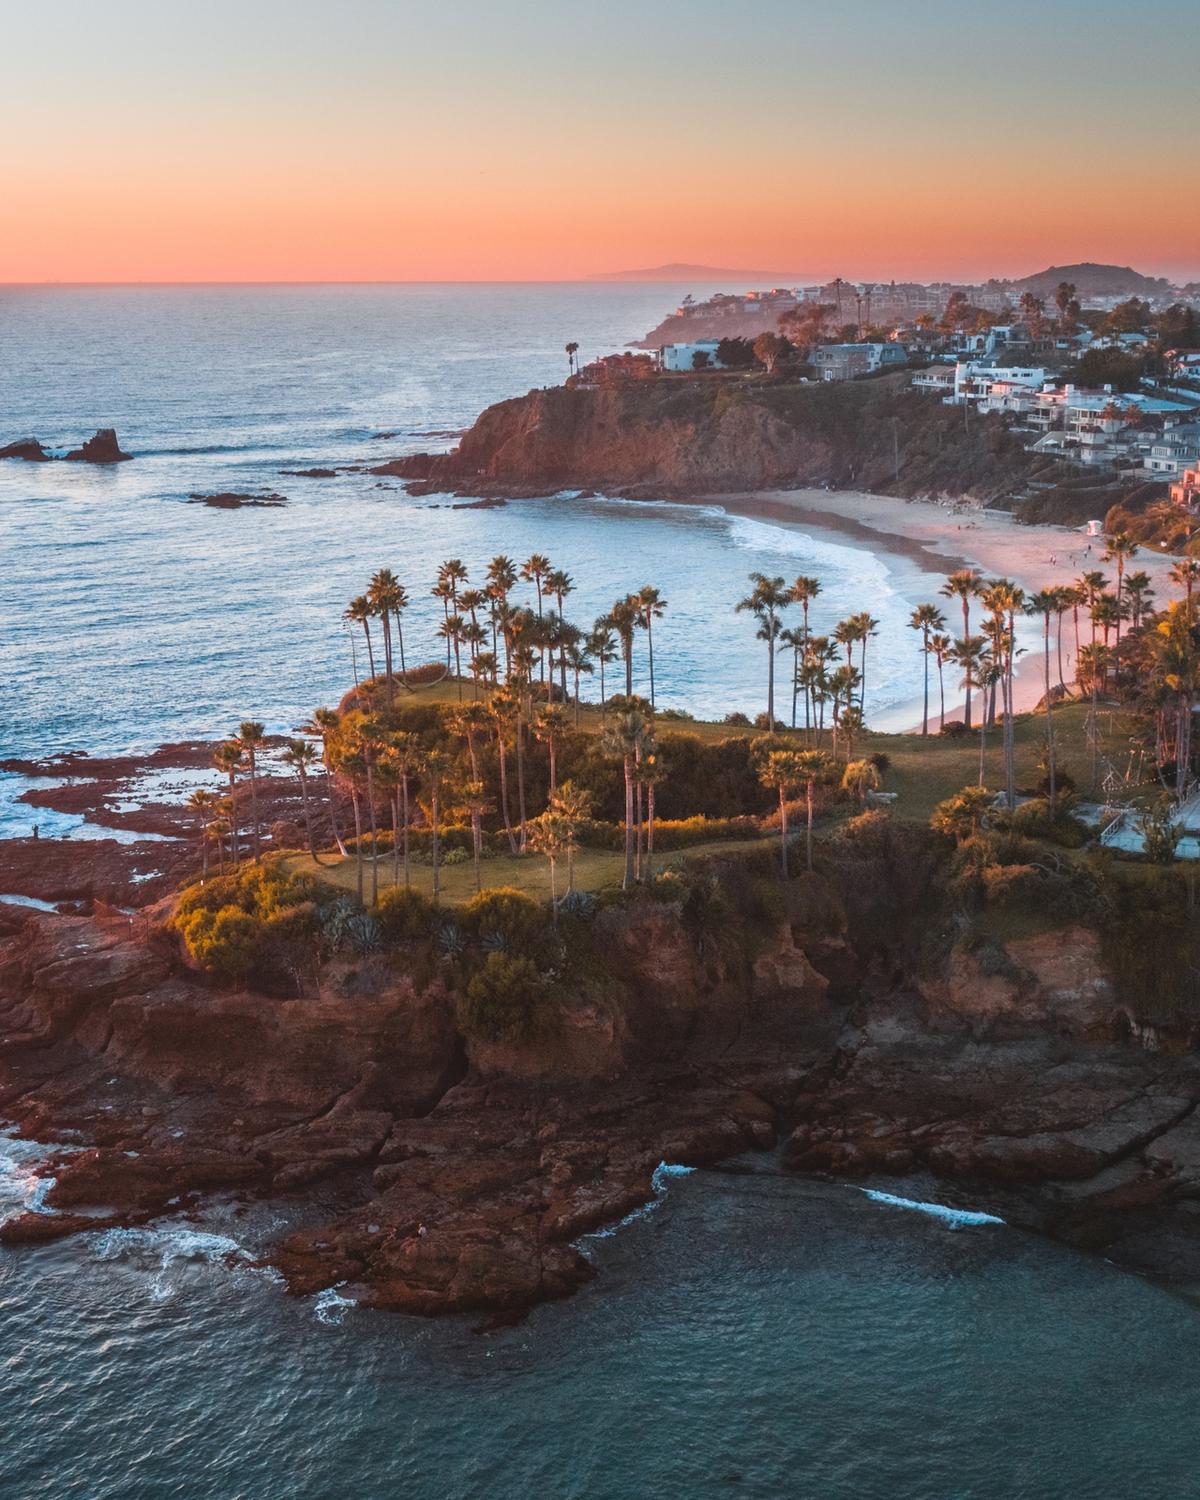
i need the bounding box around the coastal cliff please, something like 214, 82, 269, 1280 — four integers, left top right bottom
382, 373, 1064, 502
6, 824, 1200, 1318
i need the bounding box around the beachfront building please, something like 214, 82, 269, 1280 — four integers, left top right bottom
910, 365, 956, 396
953, 362, 1049, 412
1029, 387, 1198, 469
811, 343, 909, 381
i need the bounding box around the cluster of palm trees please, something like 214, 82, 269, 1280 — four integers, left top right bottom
737, 572, 879, 757
343, 557, 667, 716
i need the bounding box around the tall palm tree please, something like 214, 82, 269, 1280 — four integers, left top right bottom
564, 640, 592, 725
186, 789, 218, 879
281, 737, 325, 864
548, 780, 592, 895
298, 708, 349, 855
850, 611, 879, 712
1101, 532, 1138, 650
545, 569, 574, 697
603, 699, 652, 889
758, 749, 810, 877
533, 703, 569, 795
1123, 570, 1154, 632
343, 596, 376, 683
1027, 590, 1061, 801
489, 683, 522, 854
1170, 558, 1200, 611
381, 731, 418, 890
588, 621, 618, 713
780, 627, 806, 729
736, 573, 789, 727
565, 342, 579, 377
795, 749, 833, 872
1077, 570, 1109, 647
421, 748, 454, 905
607, 596, 640, 697
521, 554, 552, 681
930, 632, 951, 730
790, 575, 822, 730
950, 636, 987, 778
234, 721, 266, 862
636, 586, 667, 707
367, 568, 403, 706
940, 570, 984, 727
909, 603, 946, 735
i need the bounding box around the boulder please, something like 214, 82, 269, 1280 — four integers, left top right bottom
64, 428, 131, 463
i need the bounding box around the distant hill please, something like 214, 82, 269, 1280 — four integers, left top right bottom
1011, 262, 1171, 298
589, 262, 809, 283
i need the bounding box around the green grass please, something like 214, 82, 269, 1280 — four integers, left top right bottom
283, 838, 768, 906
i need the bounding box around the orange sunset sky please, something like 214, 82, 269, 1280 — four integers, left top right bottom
3, 0, 1198, 284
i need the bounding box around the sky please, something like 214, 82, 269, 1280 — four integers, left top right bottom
3, 0, 1198, 284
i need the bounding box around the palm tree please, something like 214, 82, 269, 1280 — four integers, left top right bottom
381, 731, 418, 890
758, 749, 810, 877
298, 708, 349, 856
790, 575, 822, 730
736, 573, 790, 727
564, 640, 592, 725
448, 704, 489, 876
838, 705, 863, 764
489, 683, 521, 854
345, 713, 384, 905
588, 622, 618, 713
603, 699, 652, 889
781, 627, 805, 729
940, 570, 984, 727
636, 586, 667, 707
1027, 590, 1061, 800
931, 632, 951, 730
850, 611, 879, 712
607, 596, 640, 697
1077, 570, 1109, 648
564, 342, 579, 377
909, 604, 946, 735
1077, 642, 1109, 791
1102, 532, 1138, 650
421, 748, 454, 905
343, 596, 376, 683
1170, 558, 1200, 611
533, 703, 569, 794
549, 780, 592, 895
234, 722, 266, 861
950, 636, 987, 775
520, 554, 552, 681
528, 809, 569, 913
460, 780, 489, 893
1123, 570, 1154, 631
186, 789, 218, 879
637, 737, 664, 883
281, 737, 324, 864
545, 569, 574, 697
794, 749, 833, 872
367, 568, 403, 706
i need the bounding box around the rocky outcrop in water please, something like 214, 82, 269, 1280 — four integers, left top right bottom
0, 438, 51, 462
64, 428, 132, 463
187, 492, 287, 509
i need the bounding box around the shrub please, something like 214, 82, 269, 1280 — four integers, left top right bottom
174, 862, 324, 987
375, 886, 435, 942
178, 907, 262, 982
723, 711, 752, 727
1002, 797, 1087, 849
939, 719, 968, 738
459, 887, 546, 951
458, 954, 552, 1043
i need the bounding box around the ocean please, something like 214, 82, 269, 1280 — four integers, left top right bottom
1, 286, 1189, 1498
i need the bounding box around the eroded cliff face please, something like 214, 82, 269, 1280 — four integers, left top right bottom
378, 376, 1053, 501
4, 881, 1200, 1317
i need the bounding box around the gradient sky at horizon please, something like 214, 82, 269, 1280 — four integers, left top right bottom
3, 0, 1198, 283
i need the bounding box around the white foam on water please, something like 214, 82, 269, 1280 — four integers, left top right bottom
313, 1284, 357, 1326
0, 1133, 63, 1224
576, 1162, 697, 1247
859, 1187, 1005, 1228
87, 1225, 256, 1301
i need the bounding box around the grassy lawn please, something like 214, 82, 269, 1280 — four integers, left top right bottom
353, 677, 1150, 844
283, 837, 768, 905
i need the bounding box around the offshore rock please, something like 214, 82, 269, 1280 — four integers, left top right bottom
64, 428, 132, 463
0, 437, 51, 461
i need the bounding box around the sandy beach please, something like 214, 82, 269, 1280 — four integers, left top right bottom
703, 487, 1184, 733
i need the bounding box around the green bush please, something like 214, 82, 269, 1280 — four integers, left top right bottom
174, 862, 324, 987
459, 887, 546, 950
1001, 798, 1087, 849
457, 954, 552, 1043
375, 886, 435, 942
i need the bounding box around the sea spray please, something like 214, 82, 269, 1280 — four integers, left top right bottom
858, 1187, 1005, 1228
576, 1162, 696, 1249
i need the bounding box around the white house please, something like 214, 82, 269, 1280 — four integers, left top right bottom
660, 340, 724, 372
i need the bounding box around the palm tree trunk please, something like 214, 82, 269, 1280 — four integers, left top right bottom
767, 634, 775, 728
622, 756, 635, 890
646, 781, 656, 884
227, 771, 239, 869
646, 620, 656, 708
325, 767, 349, 857
298, 770, 324, 865
921, 632, 930, 736
249, 763, 260, 862
392, 793, 400, 889
805, 779, 815, 873
937, 660, 946, 730
362, 623, 376, 682
1044, 616, 1056, 803
515, 723, 528, 852
779, 785, 788, 878
395, 610, 410, 688
431, 786, 441, 905
350, 787, 363, 904
496, 733, 518, 854
364, 760, 379, 905
962, 600, 972, 729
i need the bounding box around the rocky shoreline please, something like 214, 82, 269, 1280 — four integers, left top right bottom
5, 850, 1200, 1323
